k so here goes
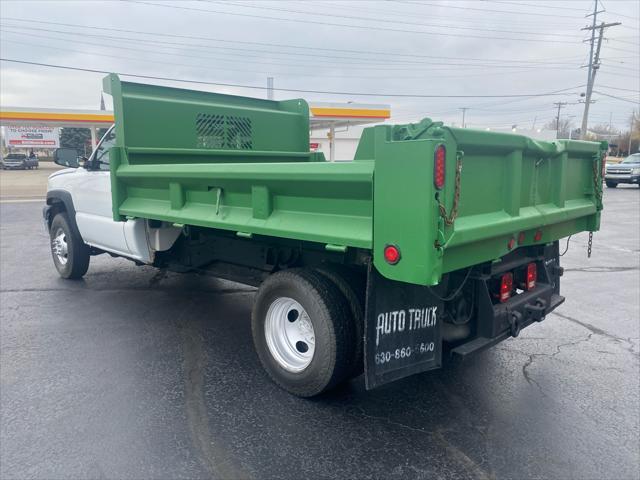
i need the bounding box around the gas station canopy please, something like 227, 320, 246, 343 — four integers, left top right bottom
0, 107, 114, 127
1, 102, 390, 155
0, 107, 115, 149
309, 102, 391, 130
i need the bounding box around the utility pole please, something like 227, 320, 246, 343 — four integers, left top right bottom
459, 107, 469, 128
580, 1, 621, 139
267, 77, 274, 100
629, 112, 637, 154
553, 102, 568, 138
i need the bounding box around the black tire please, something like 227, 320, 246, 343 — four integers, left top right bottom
315, 263, 366, 379
252, 268, 354, 397
49, 212, 90, 279
606, 181, 617, 188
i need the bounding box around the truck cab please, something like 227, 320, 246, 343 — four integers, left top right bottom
47, 126, 181, 265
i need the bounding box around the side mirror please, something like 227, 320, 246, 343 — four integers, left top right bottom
54, 148, 80, 168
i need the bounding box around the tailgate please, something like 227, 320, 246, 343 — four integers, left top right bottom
368, 120, 606, 286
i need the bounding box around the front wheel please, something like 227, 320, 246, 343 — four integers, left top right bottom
49, 213, 90, 279
606, 181, 618, 188
252, 269, 355, 397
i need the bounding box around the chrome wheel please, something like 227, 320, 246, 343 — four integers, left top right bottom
52, 227, 68, 265
264, 297, 315, 372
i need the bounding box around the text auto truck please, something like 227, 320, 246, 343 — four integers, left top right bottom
44, 75, 606, 397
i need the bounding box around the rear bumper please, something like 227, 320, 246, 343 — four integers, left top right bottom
451, 284, 564, 357
451, 242, 564, 358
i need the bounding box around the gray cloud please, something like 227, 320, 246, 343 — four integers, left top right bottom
1, 0, 637, 131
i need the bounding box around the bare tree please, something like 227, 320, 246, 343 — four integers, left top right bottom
543, 118, 573, 138
615, 111, 640, 155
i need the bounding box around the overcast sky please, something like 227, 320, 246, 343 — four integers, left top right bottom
0, 0, 638, 133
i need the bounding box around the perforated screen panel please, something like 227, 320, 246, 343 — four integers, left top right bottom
196, 113, 253, 150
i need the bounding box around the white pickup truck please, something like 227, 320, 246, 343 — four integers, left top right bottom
45, 126, 181, 278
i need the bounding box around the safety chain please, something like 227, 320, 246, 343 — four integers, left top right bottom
438, 152, 463, 226
592, 153, 604, 210
587, 152, 605, 258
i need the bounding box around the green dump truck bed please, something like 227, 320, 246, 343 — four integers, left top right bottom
104, 74, 605, 287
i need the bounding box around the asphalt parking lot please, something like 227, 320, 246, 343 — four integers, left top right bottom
0, 162, 62, 201
1, 186, 639, 479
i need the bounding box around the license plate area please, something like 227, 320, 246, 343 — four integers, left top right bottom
364, 264, 443, 389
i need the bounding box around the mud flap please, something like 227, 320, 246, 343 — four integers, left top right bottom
364, 264, 443, 389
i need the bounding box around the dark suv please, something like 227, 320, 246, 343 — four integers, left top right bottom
605, 153, 640, 188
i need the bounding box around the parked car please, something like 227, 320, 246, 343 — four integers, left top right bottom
605, 153, 640, 188
2, 153, 39, 170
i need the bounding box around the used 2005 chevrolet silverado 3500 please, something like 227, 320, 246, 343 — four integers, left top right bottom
44, 75, 606, 397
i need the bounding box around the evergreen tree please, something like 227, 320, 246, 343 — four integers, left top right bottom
59, 128, 91, 155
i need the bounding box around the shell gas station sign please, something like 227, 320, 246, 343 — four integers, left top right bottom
5, 125, 60, 148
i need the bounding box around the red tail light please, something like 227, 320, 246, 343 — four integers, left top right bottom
434, 145, 446, 189
383, 244, 401, 265
526, 262, 537, 290
500, 273, 513, 303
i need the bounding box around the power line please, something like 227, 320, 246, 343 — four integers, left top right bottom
130, 0, 582, 44
0, 25, 582, 72
393, 0, 582, 19
597, 84, 640, 93
480, 0, 590, 12
0, 58, 586, 99
601, 45, 640, 55
593, 90, 640, 104
205, 0, 583, 39
1, 35, 567, 81
601, 9, 640, 21
0, 17, 587, 65
314, 0, 584, 28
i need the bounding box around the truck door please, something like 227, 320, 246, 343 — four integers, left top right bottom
74, 127, 132, 256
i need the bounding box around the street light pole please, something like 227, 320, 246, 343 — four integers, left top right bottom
459, 107, 469, 128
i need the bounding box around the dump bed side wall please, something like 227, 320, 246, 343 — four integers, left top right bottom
104, 74, 374, 249
440, 129, 603, 273
368, 123, 604, 286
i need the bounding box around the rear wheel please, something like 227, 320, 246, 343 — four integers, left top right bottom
49, 213, 90, 279
252, 269, 354, 397
316, 263, 366, 379
606, 181, 618, 188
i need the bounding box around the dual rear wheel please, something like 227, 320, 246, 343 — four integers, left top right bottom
251, 266, 364, 397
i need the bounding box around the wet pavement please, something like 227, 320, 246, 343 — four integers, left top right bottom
1, 186, 638, 479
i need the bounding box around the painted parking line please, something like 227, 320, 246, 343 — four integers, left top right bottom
0, 198, 45, 204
